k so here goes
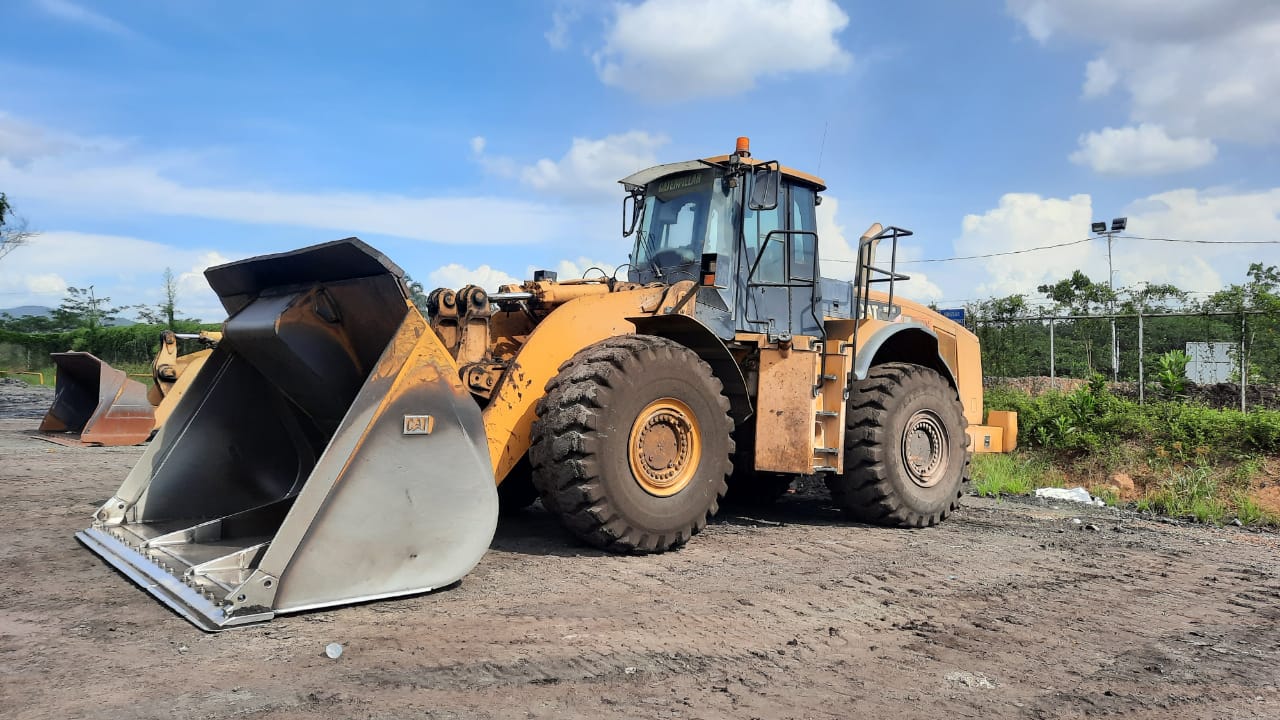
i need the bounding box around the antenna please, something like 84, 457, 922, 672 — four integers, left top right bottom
815, 120, 829, 174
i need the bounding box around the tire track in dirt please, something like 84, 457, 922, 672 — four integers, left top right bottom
2, 417, 1279, 719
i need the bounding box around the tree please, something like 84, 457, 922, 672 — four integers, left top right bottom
0, 193, 36, 262
1203, 263, 1280, 383
133, 268, 181, 328
963, 293, 1053, 377
404, 274, 430, 314
53, 286, 125, 332
1037, 270, 1116, 315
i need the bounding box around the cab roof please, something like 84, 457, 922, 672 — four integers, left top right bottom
618, 156, 827, 193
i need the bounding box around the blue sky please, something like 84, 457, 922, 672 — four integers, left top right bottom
1, 0, 1278, 320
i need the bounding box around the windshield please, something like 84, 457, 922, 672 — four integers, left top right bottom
632, 170, 728, 282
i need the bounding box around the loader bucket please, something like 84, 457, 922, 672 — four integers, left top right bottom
76, 238, 499, 631
38, 352, 155, 446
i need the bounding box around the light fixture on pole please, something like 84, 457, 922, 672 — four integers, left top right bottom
1091, 217, 1128, 381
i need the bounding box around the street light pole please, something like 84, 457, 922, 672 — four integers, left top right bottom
1107, 231, 1117, 381
1092, 218, 1126, 382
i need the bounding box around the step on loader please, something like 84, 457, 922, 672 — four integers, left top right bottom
79, 138, 1015, 630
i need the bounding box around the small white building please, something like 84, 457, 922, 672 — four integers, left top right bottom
1185, 342, 1235, 384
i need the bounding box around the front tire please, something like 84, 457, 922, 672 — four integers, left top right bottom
529, 335, 733, 553
826, 362, 969, 527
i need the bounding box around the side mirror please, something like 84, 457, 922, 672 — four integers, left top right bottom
622, 191, 644, 237
748, 165, 780, 210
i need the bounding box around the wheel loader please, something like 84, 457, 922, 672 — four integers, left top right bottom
77, 138, 1016, 630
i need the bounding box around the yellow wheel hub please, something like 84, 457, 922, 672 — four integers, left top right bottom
628, 398, 702, 497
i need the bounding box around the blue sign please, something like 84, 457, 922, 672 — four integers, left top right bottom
939, 308, 966, 323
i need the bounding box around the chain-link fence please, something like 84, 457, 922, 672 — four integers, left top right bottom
970, 310, 1275, 410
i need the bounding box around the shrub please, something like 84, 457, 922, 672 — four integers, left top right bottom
1154, 349, 1190, 399
986, 384, 1280, 457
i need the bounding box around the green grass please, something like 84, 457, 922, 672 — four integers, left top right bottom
986, 383, 1280, 527
971, 454, 1057, 498
1234, 494, 1280, 526
1088, 485, 1122, 507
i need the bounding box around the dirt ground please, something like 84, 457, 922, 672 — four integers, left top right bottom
1, 381, 1278, 719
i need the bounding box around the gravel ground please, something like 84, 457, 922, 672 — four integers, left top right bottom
0, 377, 54, 418
1, 379, 1278, 719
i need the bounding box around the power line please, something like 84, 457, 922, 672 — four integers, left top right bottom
824, 232, 1280, 266
901, 238, 1095, 264
1119, 234, 1280, 245
825, 238, 1093, 265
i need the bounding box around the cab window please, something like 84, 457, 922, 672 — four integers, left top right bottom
789, 185, 817, 281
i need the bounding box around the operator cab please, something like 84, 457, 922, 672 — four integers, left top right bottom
629, 168, 729, 285
620, 139, 829, 340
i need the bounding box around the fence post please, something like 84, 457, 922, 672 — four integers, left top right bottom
1049, 319, 1055, 379
1137, 304, 1144, 405
1241, 312, 1247, 413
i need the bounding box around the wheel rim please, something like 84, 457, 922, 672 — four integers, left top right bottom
629, 397, 702, 497
901, 409, 948, 488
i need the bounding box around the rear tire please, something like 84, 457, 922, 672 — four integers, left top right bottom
826, 362, 969, 527
529, 335, 733, 553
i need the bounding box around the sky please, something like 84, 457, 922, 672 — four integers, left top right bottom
0, 0, 1278, 320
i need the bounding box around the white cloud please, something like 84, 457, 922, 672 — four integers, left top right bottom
1069, 124, 1217, 175
23, 273, 67, 295
0, 112, 112, 166
817, 197, 943, 302
469, 135, 486, 154
1082, 58, 1117, 97
425, 263, 521, 291
545, 256, 616, 280
36, 0, 135, 38
0, 113, 571, 247
1008, 0, 1280, 144
593, 0, 851, 101
0, 231, 229, 320
476, 131, 668, 201
521, 132, 667, 199
948, 187, 1280, 301
955, 193, 1096, 298
545, 8, 577, 50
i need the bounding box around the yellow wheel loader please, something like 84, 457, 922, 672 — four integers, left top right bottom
78, 138, 1015, 630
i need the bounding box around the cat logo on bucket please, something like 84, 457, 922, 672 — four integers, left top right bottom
402, 414, 435, 435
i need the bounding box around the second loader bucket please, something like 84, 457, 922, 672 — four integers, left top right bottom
76, 239, 498, 630
39, 352, 155, 446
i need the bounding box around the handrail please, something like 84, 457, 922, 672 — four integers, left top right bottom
852, 226, 914, 357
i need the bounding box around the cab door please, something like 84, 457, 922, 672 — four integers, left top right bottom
738, 178, 820, 338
